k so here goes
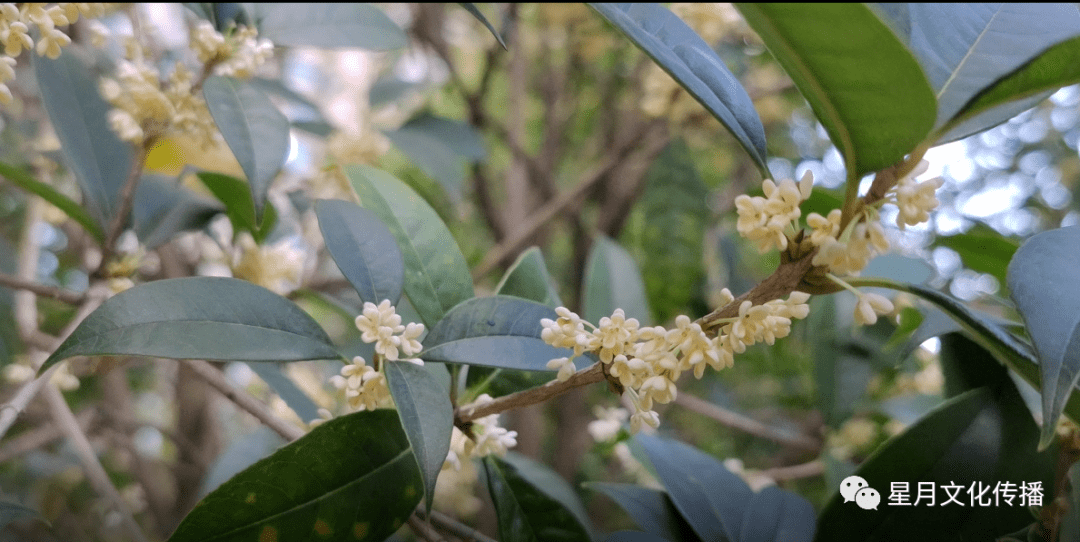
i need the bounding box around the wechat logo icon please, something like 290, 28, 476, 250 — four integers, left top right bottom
840, 475, 880, 510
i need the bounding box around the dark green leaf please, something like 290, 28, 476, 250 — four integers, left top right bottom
1007, 225, 1080, 447
383, 113, 486, 204
735, 3, 935, 177
637, 434, 751, 542
879, 4, 1080, 132
584, 483, 701, 542
812, 296, 872, 427
169, 410, 422, 542
459, 3, 507, 49
196, 172, 277, 243
384, 360, 453, 513
255, 3, 406, 50
41, 277, 340, 373
605, 533, 671, 542
934, 224, 1019, 288
483, 454, 593, 542
943, 36, 1080, 142
0, 160, 104, 244
816, 341, 1055, 541
629, 140, 708, 323
737, 486, 815, 542
347, 165, 474, 327
422, 296, 569, 371
33, 52, 132, 229
589, 3, 767, 174
316, 199, 404, 306
0, 500, 45, 530
494, 247, 562, 308
245, 362, 321, 423
583, 235, 651, 326
202, 76, 289, 221
133, 175, 223, 249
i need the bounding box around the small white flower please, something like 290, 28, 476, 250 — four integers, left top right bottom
629, 409, 660, 433
854, 293, 894, 326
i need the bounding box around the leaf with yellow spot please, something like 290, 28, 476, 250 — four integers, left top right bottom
168, 410, 422, 542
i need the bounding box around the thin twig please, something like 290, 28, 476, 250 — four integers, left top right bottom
0, 272, 86, 304
99, 145, 149, 275
425, 509, 498, 542
44, 384, 150, 542
673, 394, 821, 453
458, 363, 606, 424
408, 514, 448, 542
0, 409, 95, 464
759, 459, 824, 481
183, 359, 305, 441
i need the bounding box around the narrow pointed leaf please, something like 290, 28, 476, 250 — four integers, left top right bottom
637, 434, 751, 542
346, 165, 473, 327
41, 277, 340, 373
0, 161, 104, 244
202, 76, 289, 221
384, 360, 452, 513
583, 235, 651, 325
589, 3, 768, 174
933, 224, 1019, 288
585, 483, 702, 542
459, 3, 507, 49
737, 487, 815, 542
735, 3, 935, 177
316, 199, 404, 306
133, 175, 223, 249
33, 52, 132, 229
483, 454, 593, 542
885, 4, 1080, 130
245, 362, 320, 423
196, 172, 277, 243
421, 296, 569, 371
494, 247, 562, 308
383, 113, 486, 204
256, 3, 406, 50
169, 410, 422, 542
1008, 225, 1080, 447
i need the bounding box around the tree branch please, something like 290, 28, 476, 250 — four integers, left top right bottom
98, 144, 149, 275
182, 359, 305, 441
457, 363, 606, 424
424, 509, 498, 542
407, 514, 447, 542
672, 394, 820, 452
0, 272, 86, 304
759, 459, 824, 481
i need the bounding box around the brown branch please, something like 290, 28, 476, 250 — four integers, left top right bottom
407, 514, 447, 542
0, 272, 86, 304
44, 384, 150, 542
759, 459, 825, 481
457, 363, 606, 424
99, 144, 149, 274
182, 359, 305, 441
673, 394, 820, 453
423, 509, 498, 542
0, 409, 95, 464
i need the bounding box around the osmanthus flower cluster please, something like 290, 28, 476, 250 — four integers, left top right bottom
329, 300, 424, 413
99, 19, 272, 145
0, 3, 108, 104
543, 292, 810, 432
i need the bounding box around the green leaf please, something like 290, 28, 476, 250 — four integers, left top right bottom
637, 434, 751, 542
0, 160, 105, 244
584, 483, 701, 542
202, 76, 290, 221
483, 453, 593, 542
196, 172, 277, 243
605, 533, 671, 542
816, 339, 1055, 541
812, 296, 873, 427
255, 3, 406, 50
735, 4, 935, 177
245, 362, 320, 423
0, 500, 46, 530
588, 3, 768, 174
133, 175, 223, 249
1007, 225, 1080, 447
933, 224, 1019, 288
422, 296, 569, 371
495, 247, 562, 308
738, 486, 815, 542
383, 113, 486, 204
346, 165, 474, 327
942, 36, 1080, 142
877, 4, 1080, 132
583, 235, 651, 326
41, 277, 340, 374
33, 52, 132, 229
384, 360, 452, 513
316, 199, 404, 306
630, 140, 708, 323
169, 410, 422, 542
458, 3, 507, 49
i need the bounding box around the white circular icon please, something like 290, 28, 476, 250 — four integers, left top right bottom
855, 487, 881, 510
839, 475, 868, 502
